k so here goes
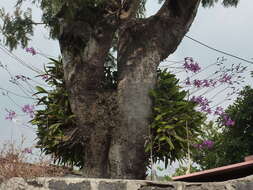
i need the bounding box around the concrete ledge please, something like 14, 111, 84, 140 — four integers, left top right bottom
1, 175, 253, 190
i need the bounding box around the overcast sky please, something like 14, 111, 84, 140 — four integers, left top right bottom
0, 0, 252, 173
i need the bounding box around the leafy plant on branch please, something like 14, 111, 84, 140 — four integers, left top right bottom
31, 58, 83, 167
31, 59, 205, 168
147, 69, 205, 167
31, 55, 119, 167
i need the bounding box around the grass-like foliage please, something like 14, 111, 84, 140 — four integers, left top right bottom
148, 70, 205, 167
31, 58, 83, 167
32, 58, 118, 168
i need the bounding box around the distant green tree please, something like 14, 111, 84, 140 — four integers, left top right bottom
192, 86, 253, 170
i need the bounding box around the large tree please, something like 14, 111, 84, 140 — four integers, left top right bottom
0, 0, 239, 179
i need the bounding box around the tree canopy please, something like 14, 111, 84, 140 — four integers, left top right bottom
0, 0, 239, 50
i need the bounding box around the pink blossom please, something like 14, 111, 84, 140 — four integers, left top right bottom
206, 108, 212, 114
219, 74, 232, 84
202, 140, 214, 149
185, 77, 191, 85
209, 79, 217, 87
25, 47, 37, 55
183, 57, 201, 73
193, 79, 202, 88
222, 114, 235, 126
191, 96, 209, 107
41, 74, 49, 80
22, 104, 35, 118
225, 119, 235, 126
15, 75, 30, 81
5, 109, 16, 120
184, 57, 194, 63
202, 79, 210, 87
191, 96, 212, 114
190, 79, 218, 88
23, 148, 32, 154
194, 140, 214, 149
214, 106, 224, 116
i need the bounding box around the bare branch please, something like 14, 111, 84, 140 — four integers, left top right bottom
153, 0, 201, 60
118, 0, 201, 66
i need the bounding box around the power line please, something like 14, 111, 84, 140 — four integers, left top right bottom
185, 35, 253, 64
0, 87, 35, 99
0, 43, 43, 74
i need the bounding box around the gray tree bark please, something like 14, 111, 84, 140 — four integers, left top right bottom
57, 0, 200, 179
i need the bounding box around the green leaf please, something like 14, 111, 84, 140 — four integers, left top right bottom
164, 125, 175, 129
155, 113, 166, 121
172, 132, 187, 142
145, 143, 152, 152
34, 86, 48, 94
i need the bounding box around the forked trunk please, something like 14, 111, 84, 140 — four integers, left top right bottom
58, 0, 200, 179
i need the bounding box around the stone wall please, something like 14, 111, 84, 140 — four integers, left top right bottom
1, 175, 253, 190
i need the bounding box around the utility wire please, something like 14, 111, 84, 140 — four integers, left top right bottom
0, 43, 43, 74
185, 35, 253, 64
0, 87, 35, 99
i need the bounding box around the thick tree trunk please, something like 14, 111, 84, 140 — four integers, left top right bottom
57, 0, 200, 179
58, 18, 117, 178
108, 24, 161, 179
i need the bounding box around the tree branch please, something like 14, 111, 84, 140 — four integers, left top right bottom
120, 0, 142, 19
156, 0, 200, 27
154, 0, 201, 60
118, 0, 201, 66
31, 22, 45, 25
